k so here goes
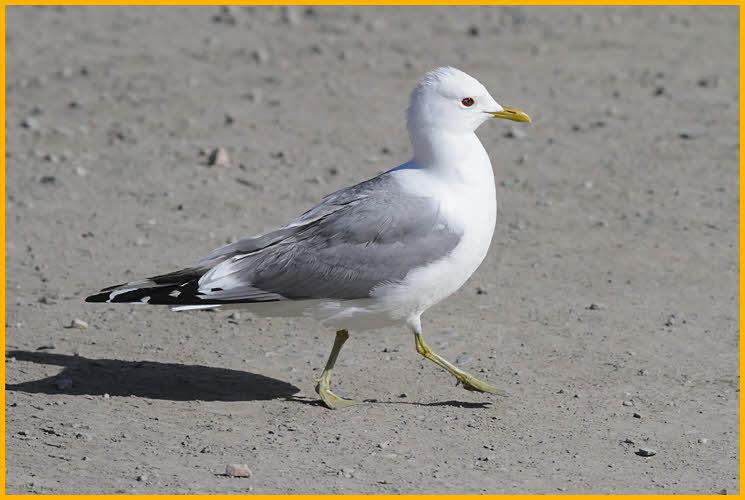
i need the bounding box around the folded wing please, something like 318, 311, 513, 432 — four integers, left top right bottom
86, 173, 462, 306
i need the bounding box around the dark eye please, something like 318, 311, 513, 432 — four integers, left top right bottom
461, 97, 474, 107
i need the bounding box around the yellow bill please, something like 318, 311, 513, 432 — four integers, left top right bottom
489, 106, 531, 123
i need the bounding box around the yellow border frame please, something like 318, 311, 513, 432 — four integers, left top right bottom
0, 1, 741, 498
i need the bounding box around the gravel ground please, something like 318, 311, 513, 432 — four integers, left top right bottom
5, 5, 739, 494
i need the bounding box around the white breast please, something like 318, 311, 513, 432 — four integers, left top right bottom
369, 150, 497, 321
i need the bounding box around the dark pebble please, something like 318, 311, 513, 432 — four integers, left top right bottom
636, 447, 657, 457
678, 131, 700, 140
697, 76, 718, 88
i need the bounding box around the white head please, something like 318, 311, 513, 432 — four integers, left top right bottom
407, 67, 530, 136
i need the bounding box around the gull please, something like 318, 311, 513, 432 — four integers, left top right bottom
86, 67, 531, 409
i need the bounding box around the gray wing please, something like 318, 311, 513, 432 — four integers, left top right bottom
198, 173, 463, 301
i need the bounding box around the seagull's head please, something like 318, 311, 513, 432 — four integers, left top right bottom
407, 66, 531, 135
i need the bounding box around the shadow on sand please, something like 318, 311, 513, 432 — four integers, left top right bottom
5, 350, 300, 402
284, 396, 492, 409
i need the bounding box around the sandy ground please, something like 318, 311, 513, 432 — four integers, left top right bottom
4, 5, 739, 494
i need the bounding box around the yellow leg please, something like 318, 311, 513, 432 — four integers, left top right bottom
314, 329, 360, 409
415, 332, 508, 396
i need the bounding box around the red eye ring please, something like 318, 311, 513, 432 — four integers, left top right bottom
461, 97, 474, 107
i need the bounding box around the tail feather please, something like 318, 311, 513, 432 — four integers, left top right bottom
85, 266, 281, 307
85, 279, 201, 305
85, 266, 205, 305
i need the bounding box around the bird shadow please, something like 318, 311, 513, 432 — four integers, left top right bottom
284, 396, 492, 409
5, 350, 300, 402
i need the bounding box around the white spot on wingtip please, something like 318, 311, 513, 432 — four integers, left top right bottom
169, 290, 181, 297
109, 287, 137, 301
140, 296, 150, 303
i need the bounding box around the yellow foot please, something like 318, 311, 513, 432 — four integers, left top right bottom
414, 332, 508, 398
315, 380, 360, 409
456, 373, 508, 397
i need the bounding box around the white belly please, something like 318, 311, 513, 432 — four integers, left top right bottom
371, 178, 496, 320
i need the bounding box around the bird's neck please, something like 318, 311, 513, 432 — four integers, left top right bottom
408, 127, 492, 184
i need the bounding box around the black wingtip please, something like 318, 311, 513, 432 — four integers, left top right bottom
85, 292, 109, 303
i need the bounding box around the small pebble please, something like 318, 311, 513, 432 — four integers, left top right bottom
587, 303, 605, 310
633, 412, 642, 418
678, 131, 700, 140
251, 49, 269, 64
208, 148, 231, 167
504, 126, 526, 139
456, 354, 472, 365
697, 76, 718, 88
622, 400, 634, 407
201, 445, 212, 453
21, 116, 40, 131
136, 474, 148, 482
636, 447, 657, 457
339, 467, 354, 478
225, 463, 252, 477
698, 438, 709, 444
398, 392, 408, 398
281, 5, 301, 26
212, 6, 237, 25
69, 318, 88, 330
244, 88, 262, 102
